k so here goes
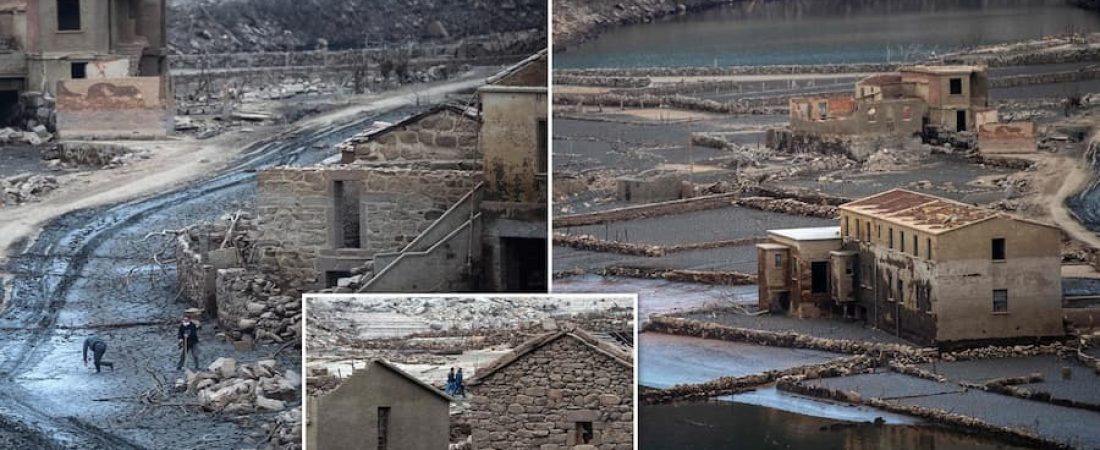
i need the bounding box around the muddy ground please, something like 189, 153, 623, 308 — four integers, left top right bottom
0, 100, 422, 448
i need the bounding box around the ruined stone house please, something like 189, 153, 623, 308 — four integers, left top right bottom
307, 359, 452, 450
790, 65, 992, 138
466, 328, 633, 450
254, 49, 547, 293
757, 189, 1064, 347
0, 0, 169, 137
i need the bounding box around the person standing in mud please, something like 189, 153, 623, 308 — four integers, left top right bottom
177, 314, 201, 371
82, 335, 114, 373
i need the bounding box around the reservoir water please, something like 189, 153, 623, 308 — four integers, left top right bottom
555, 0, 1100, 68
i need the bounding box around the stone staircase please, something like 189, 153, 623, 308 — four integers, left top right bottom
357, 183, 484, 292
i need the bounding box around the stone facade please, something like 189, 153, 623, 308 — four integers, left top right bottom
467, 331, 633, 450
339, 106, 480, 163
254, 166, 481, 287
759, 189, 1064, 347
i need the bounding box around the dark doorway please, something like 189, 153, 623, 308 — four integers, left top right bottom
777, 292, 790, 312
956, 110, 967, 131
333, 180, 361, 248
0, 90, 19, 126
325, 271, 352, 288
501, 237, 547, 292
377, 406, 390, 450
811, 261, 828, 294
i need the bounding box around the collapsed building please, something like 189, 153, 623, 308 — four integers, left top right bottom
466, 328, 634, 450
787, 65, 1036, 155
254, 50, 548, 293
306, 360, 452, 450
0, 0, 170, 137
757, 189, 1065, 348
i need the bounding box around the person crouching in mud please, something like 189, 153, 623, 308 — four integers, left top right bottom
83, 335, 114, 373
177, 314, 201, 371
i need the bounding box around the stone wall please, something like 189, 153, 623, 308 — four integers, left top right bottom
215, 269, 302, 344
340, 108, 480, 163
255, 166, 481, 284
467, 336, 633, 450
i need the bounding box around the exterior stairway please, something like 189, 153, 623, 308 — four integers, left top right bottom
357, 183, 484, 292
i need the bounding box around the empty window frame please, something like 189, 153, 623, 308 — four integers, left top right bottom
992, 238, 1006, 261
70, 62, 86, 79
888, 228, 894, 249
57, 0, 81, 31
774, 253, 782, 268
900, 231, 906, 253
536, 119, 547, 174
913, 235, 918, 257
575, 422, 594, 445
949, 78, 963, 95
993, 289, 1008, 313
926, 237, 932, 259
377, 407, 391, 450
866, 222, 872, 242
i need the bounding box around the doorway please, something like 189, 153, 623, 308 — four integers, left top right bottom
956, 110, 967, 132
500, 237, 547, 292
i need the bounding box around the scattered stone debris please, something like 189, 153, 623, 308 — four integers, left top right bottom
734, 196, 838, 218
0, 126, 52, 145
217, 270, 303, 345
41, 142, 147, 170
257, 406, 302, 450
176, 357, 300, 414
0, 173, 59, 207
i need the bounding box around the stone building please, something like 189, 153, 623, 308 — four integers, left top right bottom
0, 0, 169, 136
757, 189, 1064, 347
790, 65, 992, 138
253, 50, 547, 292
307, 359, 452, 450
466, 328, 633, 450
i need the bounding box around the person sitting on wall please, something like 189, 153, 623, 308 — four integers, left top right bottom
83, 335, 115, 373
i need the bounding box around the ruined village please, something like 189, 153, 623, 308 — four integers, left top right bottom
304, 295, 635, 450
0, 0, 546, 448
553, 0, 1100, 448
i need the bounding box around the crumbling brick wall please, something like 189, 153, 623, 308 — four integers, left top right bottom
467, 337, 633, 450
55, 76, 170, 139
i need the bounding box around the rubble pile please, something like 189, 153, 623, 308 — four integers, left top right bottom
0, 173, 59, 206
596, 266, 758, 285
863, 145, 933, 172
734, 196, 838, 218
259, 407, 303, 450
42, 142, 147, 169
177, 357, 300, 414
0, 126, 52, 145
218, 270, 302, 344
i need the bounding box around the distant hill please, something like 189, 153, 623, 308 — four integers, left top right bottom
168, 0, 547, 54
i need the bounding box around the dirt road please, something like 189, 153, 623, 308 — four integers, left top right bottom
0, 69, 494, 449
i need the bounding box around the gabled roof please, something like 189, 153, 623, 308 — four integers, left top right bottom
467, 328, 632, 387
840, 189, 1057, 234
330, 359, 453, 403
485, 49, 547, 87
337, 103, 479, 149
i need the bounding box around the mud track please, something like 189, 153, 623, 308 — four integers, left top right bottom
0, 114, 384, 449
